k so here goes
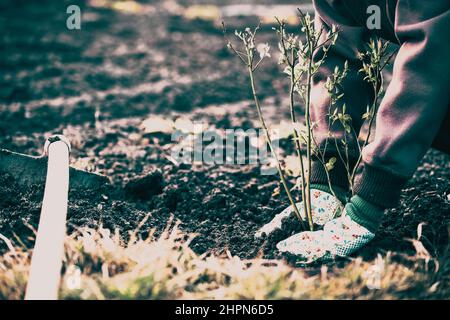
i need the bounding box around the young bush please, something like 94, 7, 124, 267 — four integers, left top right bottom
329, 38, 394, 191
224, 10, 395, 231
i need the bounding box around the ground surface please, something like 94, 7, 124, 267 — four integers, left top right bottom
0, 0, 449, 298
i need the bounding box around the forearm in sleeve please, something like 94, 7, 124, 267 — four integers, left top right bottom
355, 1, 450, 207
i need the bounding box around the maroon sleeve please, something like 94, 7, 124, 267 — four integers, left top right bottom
356, 1, 450, 207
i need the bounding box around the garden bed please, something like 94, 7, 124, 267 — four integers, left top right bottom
0, 0, 448, 299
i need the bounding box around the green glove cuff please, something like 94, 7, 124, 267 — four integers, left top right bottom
345, 195, 384, 234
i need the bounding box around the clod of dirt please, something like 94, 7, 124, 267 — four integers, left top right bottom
124, 170, 164, 200
202, 187, 227, 209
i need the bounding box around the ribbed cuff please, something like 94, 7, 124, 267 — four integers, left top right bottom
310, 160, 350, 192
353, 164, 409, 208
311, 183, 347, 204
345, 195, 384, 234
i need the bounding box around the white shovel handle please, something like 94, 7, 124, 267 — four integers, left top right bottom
25, 135, 71, 300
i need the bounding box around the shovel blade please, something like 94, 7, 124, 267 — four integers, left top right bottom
0, 148, 109, 190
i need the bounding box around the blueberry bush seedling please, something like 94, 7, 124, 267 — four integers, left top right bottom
329, 38, 395, 191
349, 39, 395, 190
224, 10, 395, 232
223, 10, 342, 231
223, 22, 307, 230
277, 11, 341, 230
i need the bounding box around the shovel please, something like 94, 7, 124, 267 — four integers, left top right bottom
0, 135, 108, 300
0, 140, 108, 190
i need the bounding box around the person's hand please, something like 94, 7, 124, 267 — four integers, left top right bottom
276, 214, 375, 264
255, 189, 343, 238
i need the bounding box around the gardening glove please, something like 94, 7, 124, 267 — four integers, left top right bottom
255, 185, 345, 238
276, 195, 384, 264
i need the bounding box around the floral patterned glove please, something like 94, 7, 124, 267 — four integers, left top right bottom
255, 188, 343, 238
276, 214, 375, 264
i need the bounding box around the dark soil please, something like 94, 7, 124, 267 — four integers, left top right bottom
0, 0, 449, 264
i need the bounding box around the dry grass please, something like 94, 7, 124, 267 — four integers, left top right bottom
0, 220, 448, 300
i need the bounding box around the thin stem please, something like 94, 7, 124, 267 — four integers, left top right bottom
380, 50, 396, 71
227, 42, 247, 65
303, 26, 314, 231
288, 50, 308, 227
350, 78, 379, 191
334, 136, 348, 174
322, 111, 342, 204
247, 62, 307, 230
311, 130, 341, 209
252, 58, 265, 72
342, 128, 353, 190
351, 125, 362, 154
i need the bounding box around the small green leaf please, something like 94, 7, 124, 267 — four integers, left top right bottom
325, 157, 337, 171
